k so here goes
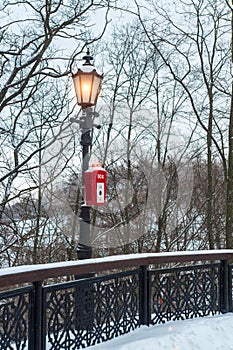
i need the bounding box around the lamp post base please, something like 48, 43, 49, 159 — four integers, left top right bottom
77, 243, 92, 260
76, 244, 94, 279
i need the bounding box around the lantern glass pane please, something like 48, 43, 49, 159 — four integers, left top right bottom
73, 74, 82, 104
91, 75, 102, 105
80, 73, 93, 104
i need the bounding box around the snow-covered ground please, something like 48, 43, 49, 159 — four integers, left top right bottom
90, 314, 233, 350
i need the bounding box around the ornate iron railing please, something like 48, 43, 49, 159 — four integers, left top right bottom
43, 270, 139, 349
150, 263, 220, 324
0, 286, 34, 350
0, 250, 233, 350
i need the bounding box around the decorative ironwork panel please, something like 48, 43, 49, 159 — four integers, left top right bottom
44, 270, 140, 349
150, 263, 220, 324
0, 287, 33, 350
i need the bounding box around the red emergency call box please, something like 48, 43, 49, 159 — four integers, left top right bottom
84, 164, 107, 206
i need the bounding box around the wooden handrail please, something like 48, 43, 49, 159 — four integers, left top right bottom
1, 250, 233, 288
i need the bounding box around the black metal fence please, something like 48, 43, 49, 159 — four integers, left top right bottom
43, 270, 139, 349
0, 251, 233, 350
149, 263, 220, 324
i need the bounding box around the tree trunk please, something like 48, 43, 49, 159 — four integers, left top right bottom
226, 6, 233, 249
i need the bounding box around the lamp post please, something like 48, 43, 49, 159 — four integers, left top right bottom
72, 49, 103, 260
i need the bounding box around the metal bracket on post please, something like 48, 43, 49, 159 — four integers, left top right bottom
70, 109, 101, 132
139, 266, 150, 326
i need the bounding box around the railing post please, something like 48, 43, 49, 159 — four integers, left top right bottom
220, 260, 230, 314
139, 265, 150, 326
229, 265, 233, 312
33, 281, 43, 350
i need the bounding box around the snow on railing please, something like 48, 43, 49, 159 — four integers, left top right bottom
0, 250, 233, 350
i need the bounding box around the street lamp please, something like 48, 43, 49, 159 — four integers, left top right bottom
72, 50, 103, 108
72, 49, 103, 260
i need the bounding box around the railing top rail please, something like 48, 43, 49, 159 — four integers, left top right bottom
1, 250, 233, 288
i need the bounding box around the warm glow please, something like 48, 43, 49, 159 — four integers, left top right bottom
72, 67, 103, 108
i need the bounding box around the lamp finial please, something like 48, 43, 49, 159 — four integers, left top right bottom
82, 48, 93, 66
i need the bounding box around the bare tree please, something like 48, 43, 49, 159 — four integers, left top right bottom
89, 20, 195, 254
0, 0, 114, 265
135, 0, 231, 249
225, 0, 233, 248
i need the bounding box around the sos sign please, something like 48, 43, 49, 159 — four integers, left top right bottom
84, 164, 107, 206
